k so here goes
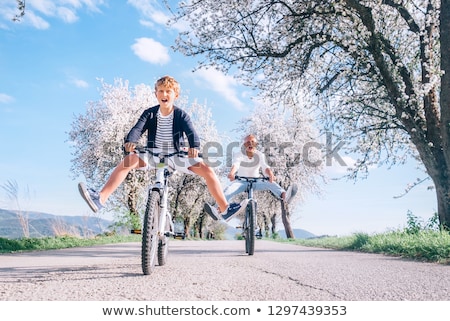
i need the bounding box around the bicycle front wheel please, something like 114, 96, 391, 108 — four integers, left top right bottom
142, 190, 160, 275
244, 200, 256, 256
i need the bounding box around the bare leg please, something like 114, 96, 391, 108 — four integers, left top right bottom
99, 153, 145, 204
189, 162, 228, 213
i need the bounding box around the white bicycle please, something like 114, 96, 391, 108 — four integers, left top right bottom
131, 147, 188, 275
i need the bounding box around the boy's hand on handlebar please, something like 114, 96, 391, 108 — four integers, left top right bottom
124, 142, 136, 153
228, 172, 235, 181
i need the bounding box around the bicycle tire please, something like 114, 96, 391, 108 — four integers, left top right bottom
142, 190, 160, 275
157, 214, 170, 266
244, 200, 256, 255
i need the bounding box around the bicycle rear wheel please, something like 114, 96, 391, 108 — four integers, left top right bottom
244, 200, 256, 256
157, 214, 170, 266
142, 190, 160, 275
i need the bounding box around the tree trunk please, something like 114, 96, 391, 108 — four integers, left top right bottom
125, 173, 138, 217
262, 214, 270, 238
439, 0, 450, 230
270, 214, 276, 235
281, 202, 295, 238
433, 181, 450, 229
184, 218, 190, 239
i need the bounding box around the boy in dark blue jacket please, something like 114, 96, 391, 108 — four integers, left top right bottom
79, 75, 247, 219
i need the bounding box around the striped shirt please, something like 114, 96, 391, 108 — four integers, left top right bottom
155, 110, 175, 152
125, 105, 200, 151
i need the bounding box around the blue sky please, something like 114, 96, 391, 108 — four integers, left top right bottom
0, 0, 437, 236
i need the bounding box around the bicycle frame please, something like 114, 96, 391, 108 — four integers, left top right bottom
235, 175, 268, 255
152, 162, 174, 239
136, 148, 187, 275
133, 149, 180, 237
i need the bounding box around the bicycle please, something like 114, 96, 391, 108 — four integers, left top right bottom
130, 147, 190, 275
234, 175, 269, 256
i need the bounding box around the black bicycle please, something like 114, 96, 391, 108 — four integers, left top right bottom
234, 175, 269, 255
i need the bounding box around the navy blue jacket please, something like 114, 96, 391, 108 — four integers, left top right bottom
125, 105, 200, 151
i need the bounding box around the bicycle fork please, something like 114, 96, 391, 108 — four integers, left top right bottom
153, 168, 174, 238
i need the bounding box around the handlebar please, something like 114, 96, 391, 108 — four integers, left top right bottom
126, 145, 203, 158
234, 175, 269, 182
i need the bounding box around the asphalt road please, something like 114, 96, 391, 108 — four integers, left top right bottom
0, 240, 449, 301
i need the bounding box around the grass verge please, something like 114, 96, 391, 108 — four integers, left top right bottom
277, 230, 450, 264
0, 234, 141, 254
1, 230, 449, 265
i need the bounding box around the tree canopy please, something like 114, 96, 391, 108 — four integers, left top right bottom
169, 0, 450, 229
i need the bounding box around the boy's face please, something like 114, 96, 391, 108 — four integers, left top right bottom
155, 85, 178, 109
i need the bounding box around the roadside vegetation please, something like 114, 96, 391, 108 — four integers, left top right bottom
279, 230, 450, 264
1, 229, 448, 264
0, 234, 140, 254
1, 212, 448, 264
277, 212, 450, 264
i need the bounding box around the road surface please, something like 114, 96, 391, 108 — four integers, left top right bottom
0, 240, 448, 300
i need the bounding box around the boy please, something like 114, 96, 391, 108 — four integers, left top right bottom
204, 134, 297, 221
78, 75, 247, 219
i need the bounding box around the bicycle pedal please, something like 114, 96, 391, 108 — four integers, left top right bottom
130, 229, 142, 234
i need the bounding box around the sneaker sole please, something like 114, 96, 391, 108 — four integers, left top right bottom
287, 186, 298, 204
224, 199, 249, 222
203, 203, 220, 220
78, 182, 99, 213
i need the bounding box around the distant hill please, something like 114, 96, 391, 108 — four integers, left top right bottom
277, 229, 317, 239
0, 208, 113, 239
0, 208, 318, 241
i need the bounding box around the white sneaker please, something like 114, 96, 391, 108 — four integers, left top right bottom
221, 199, 249, 222
204, 203, 220, 220
284, 184, 298, 204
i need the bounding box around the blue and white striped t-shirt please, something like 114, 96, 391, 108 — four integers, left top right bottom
155, 110, 175, 152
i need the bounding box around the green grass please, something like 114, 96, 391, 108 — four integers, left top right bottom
278, 230, 450, 264
1, 230, 449, 265
0, 234, 141, 254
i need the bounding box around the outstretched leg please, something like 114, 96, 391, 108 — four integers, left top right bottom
188, 161, 228, 212
99, 153, 146, 203
79, 153, 146, 212
190, 161, 248, 221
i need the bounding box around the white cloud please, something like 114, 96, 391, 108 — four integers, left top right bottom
127, 0, 168, 24
0, 93, 14, 104
325, 155, 355, 176
128, 0, 188, 32
139, 19, 154, 28
57, 7, 79, 23
131, 38, 170, 65
149, 9, 170, 26
0, 0, 106, 28
193, 69, 246, 111
29, 0, 57, 16
23, 10, 51, 29
29, 0, 104, 15
70, 78, 89, 88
